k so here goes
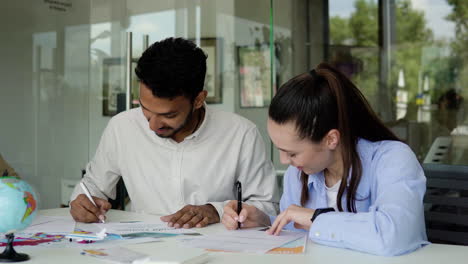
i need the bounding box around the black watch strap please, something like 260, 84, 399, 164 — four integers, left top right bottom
311, 207, 335, 222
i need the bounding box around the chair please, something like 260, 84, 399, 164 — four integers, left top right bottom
423, 136, 452, 164
81, 169, 128, 210
423, 163, 468, 245
110, 178, 128, 210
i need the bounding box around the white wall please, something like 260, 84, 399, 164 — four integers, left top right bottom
0, 0, 315, 208
0, 0, 91, 208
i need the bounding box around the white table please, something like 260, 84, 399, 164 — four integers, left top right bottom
11, 209, 468, 264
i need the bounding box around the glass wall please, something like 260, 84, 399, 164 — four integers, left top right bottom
0, 1, 92, 208
269, 0, 327, 172
392, 0, 468, 165
328, 0, 468, 165
0, 0, 278, 208
88, 0, 274, 161
0, 0, 466, 209
325, 2, 468, 244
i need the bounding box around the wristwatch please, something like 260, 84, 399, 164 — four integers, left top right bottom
311, 207, 335, 222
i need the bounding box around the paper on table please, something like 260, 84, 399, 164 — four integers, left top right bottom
83, 246, 210, 264
182, 229, 305, 254
82, 247, 149, 264
100, 222, 200, 235
132, 245, 209, 264
267, 234, 307, 254
20, 215, 75, 234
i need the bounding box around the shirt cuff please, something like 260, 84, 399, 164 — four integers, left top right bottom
309, 212, 344, 243
207, 201, 229, 220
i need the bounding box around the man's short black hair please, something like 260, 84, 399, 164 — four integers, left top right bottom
135, 37, 207, 101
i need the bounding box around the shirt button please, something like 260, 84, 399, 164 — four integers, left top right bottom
315, 232, 320, 237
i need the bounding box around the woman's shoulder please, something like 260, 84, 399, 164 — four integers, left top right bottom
359, 139, 415, 160
358, 139, 422, 181
283, 166, 301, 179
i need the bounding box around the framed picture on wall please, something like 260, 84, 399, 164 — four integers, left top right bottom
102, 57, 124, 116
237, 44, 273, 108
191, 38, 223, 104
102, 57, 139, 116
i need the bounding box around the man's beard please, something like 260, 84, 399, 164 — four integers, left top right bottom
154, 107, 194, 138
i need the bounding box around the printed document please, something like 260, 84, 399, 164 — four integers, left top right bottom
182, 229, 305, 254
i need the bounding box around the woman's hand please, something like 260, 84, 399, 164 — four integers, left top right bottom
267, 205, 315, 235
222, 200, 271, 230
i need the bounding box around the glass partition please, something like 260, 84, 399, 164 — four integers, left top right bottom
0, 0, 278, 208
0, 0, 92, 208
328, 0, 468, 165
2, 0, 466, 209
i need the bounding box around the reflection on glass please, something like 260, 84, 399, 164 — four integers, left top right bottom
393, 0, 467, 164
328, 0, 379, 107
238, 44, 271, 107
90, 22, 111, 62
329, 0, 468, 165
128, 11, 176, 56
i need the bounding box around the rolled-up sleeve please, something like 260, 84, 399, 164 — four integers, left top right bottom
309, 144, 429, 256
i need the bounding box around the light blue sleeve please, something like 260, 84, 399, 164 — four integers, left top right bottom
269, 166, 302, 229
309, 143, 429, 256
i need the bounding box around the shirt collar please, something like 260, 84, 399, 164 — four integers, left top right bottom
307, 170, 326, 189
136, 104, 210, 145
184, 103, 210, 140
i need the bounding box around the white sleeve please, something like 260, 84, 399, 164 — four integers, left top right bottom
70, 119, 122, 202
234, 126, 280, 216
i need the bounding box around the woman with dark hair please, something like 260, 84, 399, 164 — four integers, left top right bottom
222, 63, 428, 256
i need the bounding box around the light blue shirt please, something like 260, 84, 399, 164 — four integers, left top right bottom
272, 139, 429, 256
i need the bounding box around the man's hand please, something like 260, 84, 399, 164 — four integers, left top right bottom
267, 205, 315, 235
70, 194, 111, 223
160, 204, 220, 228
222, 200, 270, 230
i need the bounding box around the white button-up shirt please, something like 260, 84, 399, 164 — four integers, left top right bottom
71, 106, 279, 217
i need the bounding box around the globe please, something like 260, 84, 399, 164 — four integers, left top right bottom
0, 177, 38, 234
0, 176, 38, 262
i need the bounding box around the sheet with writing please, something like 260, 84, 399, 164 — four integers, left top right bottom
181, 229, 306, 254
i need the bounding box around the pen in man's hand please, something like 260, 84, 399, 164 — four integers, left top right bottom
80, 182, 105, 223
236, 181, 242, 229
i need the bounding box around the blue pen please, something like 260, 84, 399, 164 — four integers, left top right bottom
236, 181, 242, 229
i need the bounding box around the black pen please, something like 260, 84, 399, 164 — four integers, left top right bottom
236, 181, 242, 229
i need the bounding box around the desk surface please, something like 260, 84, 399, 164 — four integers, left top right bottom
11, 209, 468, 264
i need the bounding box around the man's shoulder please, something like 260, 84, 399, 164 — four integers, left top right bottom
108, 108, 141, 126
207, 107, 257, 131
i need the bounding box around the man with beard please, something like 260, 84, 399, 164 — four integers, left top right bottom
69, 38, 279, 228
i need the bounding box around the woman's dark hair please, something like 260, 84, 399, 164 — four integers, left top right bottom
269, 62, 400, 212
135, 37, 207, 101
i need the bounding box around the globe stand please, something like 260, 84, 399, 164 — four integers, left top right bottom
0, 233, 30, 262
